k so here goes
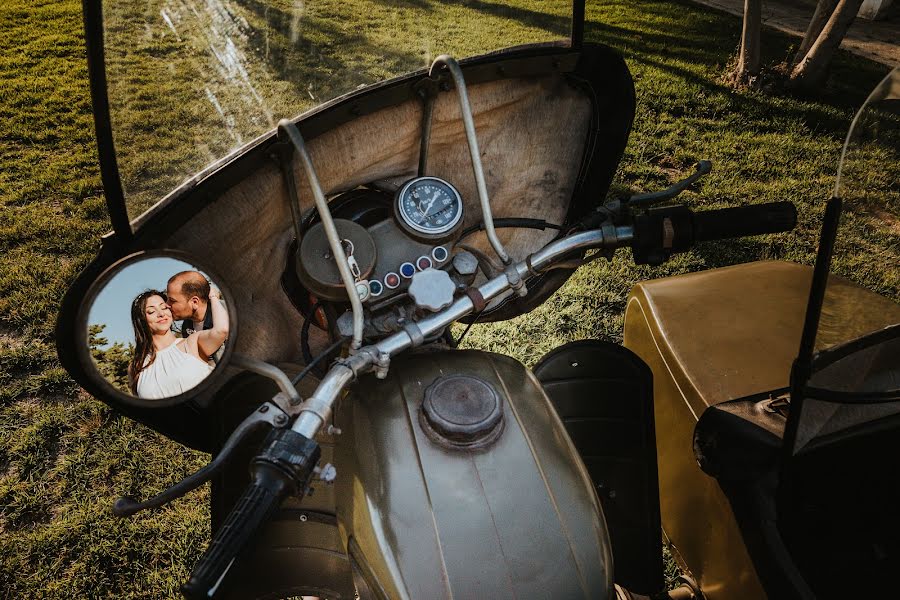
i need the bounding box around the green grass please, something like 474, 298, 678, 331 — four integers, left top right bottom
0, 0, 895, 598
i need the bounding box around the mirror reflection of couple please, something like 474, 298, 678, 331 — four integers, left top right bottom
128, 271, 229, 399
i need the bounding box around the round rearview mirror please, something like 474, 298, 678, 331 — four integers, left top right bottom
78, 252, 235, 407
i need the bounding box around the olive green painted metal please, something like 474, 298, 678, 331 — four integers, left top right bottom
333, 349, 614, 599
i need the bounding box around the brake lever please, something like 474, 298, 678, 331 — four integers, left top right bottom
112, 400, 290, 517
628, 160, 712, 207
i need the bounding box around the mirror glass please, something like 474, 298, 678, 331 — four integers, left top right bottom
85, 255, 232, 403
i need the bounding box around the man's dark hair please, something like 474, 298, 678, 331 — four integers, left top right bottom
170, 271, 210, 302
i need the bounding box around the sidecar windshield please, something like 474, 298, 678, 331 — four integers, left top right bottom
100, 0, 575, 219
816, 67, 900, 355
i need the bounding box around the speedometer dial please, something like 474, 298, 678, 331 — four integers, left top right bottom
395, 177, 464, 240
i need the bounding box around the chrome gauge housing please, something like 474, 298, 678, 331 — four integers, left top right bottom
394, 176, 464, 241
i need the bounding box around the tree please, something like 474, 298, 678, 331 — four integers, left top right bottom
788, 0, 866, 90
88, 323, 134, 393
731, 0, 866, 91
732, 0, 762, 85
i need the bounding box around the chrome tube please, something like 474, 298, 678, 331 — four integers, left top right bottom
428, 56, 511, 265
291, 227, 633, 439
291, 360, 359, 437
278, 120, 365, 349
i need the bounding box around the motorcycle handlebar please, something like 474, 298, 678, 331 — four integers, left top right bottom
181, 467, 288, 599
188, 201, 797, 596
693, 201, 797, 242
632, 201, 797, 265
181, 429, 320, 599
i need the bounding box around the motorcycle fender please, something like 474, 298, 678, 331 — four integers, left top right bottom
334, 349, 614, 599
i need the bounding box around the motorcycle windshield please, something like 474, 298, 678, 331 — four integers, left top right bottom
817, 67, 900, 356
99, 0, 576, 220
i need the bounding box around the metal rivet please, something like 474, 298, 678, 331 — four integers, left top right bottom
259, 405, 269, 413
299, 513, 308, 522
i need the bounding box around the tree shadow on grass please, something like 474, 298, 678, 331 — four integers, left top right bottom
585, 0, 888, 139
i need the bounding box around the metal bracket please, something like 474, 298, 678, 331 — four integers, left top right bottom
504, 265, 528, 298
403, 322, 425, 347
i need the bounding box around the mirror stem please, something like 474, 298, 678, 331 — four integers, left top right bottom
232, 354, 302, 405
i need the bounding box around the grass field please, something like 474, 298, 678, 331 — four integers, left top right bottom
0, 0, 894, 598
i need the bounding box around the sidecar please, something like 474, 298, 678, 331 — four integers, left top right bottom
624, 69, 900, 599
58, 1, 670, 598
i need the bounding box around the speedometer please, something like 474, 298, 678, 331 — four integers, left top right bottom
394, 177, 464, 240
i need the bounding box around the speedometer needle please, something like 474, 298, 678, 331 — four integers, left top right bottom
421, 192, 441, 218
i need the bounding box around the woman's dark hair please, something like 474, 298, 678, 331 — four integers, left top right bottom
128, 290, 167, 394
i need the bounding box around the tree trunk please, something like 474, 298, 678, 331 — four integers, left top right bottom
733, 0, 762, 84
789, 0, 866, 90
792, 0, 841, 67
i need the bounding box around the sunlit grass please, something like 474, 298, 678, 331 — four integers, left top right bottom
0, 0, 894, 597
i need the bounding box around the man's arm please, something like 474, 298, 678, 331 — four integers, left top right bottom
196, 290, 229, 360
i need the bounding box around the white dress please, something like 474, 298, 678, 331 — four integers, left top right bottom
136, 339, 213, 399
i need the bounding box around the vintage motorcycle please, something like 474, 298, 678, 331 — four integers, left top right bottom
55, 0, 897, 598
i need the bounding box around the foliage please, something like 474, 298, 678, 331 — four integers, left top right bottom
88, 324, 134, 394
0, 0, 892, 598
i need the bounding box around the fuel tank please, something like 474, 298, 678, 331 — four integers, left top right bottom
334, 349, 613, 599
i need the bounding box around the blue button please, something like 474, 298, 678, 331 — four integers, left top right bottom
369, 280, 383, 296
432, 246, 448, 262
400, 262, 416, 278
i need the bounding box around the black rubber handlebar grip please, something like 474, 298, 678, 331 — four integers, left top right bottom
180, 464, 289, 599
180, 428, 320, 599
692, 201, 797, 242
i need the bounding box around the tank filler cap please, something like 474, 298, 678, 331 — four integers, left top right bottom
408, 268, 455, 312
421, 375, 504, 449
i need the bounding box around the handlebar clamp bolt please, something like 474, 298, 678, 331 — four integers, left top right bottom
374, 352, 391, 379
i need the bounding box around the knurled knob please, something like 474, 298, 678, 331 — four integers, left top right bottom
408, 268, 456, 312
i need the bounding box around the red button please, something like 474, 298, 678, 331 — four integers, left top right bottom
417, 256, 433, 271
384, 273, 400, 289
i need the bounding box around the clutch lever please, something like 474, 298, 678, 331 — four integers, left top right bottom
112, 400, 291, 517
628, 160, 712, 207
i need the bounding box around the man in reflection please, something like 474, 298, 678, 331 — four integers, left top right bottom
166, 271, 225, 364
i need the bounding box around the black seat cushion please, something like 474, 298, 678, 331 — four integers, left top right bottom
534, 340, 662, 595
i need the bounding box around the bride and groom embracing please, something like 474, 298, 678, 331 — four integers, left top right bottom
128, 271, 229, 399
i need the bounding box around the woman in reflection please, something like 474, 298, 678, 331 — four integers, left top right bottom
127, 288, 229, 399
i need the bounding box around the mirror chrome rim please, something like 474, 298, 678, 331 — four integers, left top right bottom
75, 249, 238, 409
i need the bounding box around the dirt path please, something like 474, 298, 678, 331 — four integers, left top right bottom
690, 0, 899, 67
